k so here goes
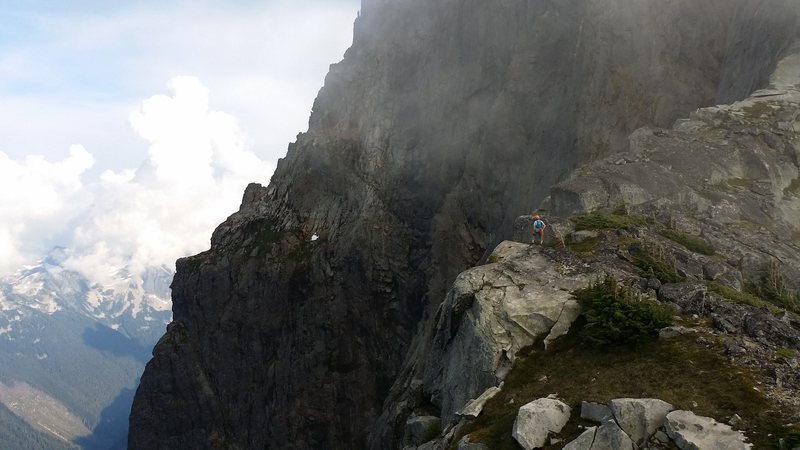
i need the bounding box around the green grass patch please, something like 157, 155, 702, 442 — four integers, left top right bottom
705, 282, 770, 310
575, 275, 673, 346
784, 177, 800, 196
776, 347, 797, 359
747, 282, 800, 315
660, 229, 716, 256
565, 236, 602, 255
455, 332, 797, 450
742, 101, 777, 119
745, 260, 800, 314
630, 241, 685, 283
713, 177, 754, 193
571, 212, 646, 231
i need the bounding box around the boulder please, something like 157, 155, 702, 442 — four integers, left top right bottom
423, 244, 597, 422
610, 398, 674, 445
665, 410, 752, 450
511, 398, 571, 450
657, 284, 708, 314
562, 427, 597, 450
405, 416, 441, 446
712, 315, 739, 334
485, 241, 529, 264
592, 420, 635, 450
457, 386, 502, 419
580, 401, 612, 422
570, 230, 599, 244
564, 420, 635, 450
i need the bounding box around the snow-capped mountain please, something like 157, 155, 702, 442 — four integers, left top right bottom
0, 249, 172, 449
0, 248, 171, 340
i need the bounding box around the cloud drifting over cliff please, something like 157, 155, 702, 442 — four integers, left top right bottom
0, 77, 274, 281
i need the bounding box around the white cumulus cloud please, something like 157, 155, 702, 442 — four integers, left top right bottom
0, 145, 94, 273
0, 77, 274, 283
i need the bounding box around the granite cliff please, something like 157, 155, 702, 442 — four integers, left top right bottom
130, 0, 800, 448
378, 50, 800, 448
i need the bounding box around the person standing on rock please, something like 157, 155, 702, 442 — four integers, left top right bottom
533, 215, 546, 244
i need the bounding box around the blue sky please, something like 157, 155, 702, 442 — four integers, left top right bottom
0, 0, 360, 170
0, 0, 360, 277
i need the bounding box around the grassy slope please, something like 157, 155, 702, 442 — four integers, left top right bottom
455, 213, 800, 448
458, 325, 800, 449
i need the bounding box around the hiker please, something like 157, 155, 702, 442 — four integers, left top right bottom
533, 215, 546, 244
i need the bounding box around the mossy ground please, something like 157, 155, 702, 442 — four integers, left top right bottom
455, 328, 798, 449
776, 347, 797, 359
630, 243, 685, 284
659, 229, 716, 256
741, 101, 778, 119
784, 177, 800, 196
705, 282, 775, 311
713, 177, 754, 193
571, 212, 647, 231
564, 236, 602, 255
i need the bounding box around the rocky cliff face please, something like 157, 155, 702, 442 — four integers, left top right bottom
377, 51, 800, 447
129, 1, 800, 449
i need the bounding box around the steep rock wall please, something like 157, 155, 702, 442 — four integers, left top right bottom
130, 0, 800, 448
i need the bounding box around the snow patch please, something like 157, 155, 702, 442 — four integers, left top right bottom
86, 291, 102, 309
0, 326, 11, 336
12, 277, 44, 297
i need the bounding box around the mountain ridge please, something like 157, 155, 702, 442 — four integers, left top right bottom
0, 252, 172, 448
130, 0, 800, 448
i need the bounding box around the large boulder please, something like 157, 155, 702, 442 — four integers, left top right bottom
562, 420, 635, 450
562, 427, 597, 450
609, 398, 674, 445
423, 242, 595, 422
457, 386, 502, 419
580, 401, 613, 422
511, 398, 571, 450
592, 420, 636, 450
665, 410, 752, 450
657, 284, 708, 314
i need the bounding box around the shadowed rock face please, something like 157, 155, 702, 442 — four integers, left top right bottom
129, 0, 800, 449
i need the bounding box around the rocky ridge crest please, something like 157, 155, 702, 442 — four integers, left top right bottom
384, 48, 800, 449
130, 1, 800, 448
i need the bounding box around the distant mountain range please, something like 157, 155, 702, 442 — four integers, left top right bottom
0, 248, 171, 449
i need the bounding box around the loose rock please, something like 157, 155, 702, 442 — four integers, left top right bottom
665, 410, 752, 450
610, 398, 674, 445
581, 401, 613, 422
511, 398, 571, 450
